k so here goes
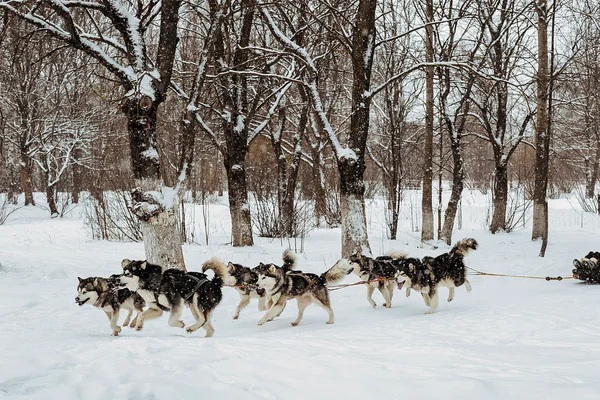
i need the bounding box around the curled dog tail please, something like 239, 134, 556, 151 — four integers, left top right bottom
321, 260, 354, 284
451, 238, 478, 256
282, 249, 297, 270
201, 258, 227, 287
384, 250, 408, 259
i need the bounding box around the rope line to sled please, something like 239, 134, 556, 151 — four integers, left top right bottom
466, 266, 573, 281
328, 277, 392, 291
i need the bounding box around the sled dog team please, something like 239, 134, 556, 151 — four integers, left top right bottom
75, 238, 478, 337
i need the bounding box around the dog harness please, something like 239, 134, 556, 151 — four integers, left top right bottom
182, 274, 209, 301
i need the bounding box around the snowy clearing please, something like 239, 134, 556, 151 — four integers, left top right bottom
1, 192, 600, 400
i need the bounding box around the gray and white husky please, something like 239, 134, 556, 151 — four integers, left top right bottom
216, 249, 296, 320
395, 238, 477, 314
75, 274, 145, 336
120, 259, 226, 337
255, 262, 353, 326
340, 250, 407, 309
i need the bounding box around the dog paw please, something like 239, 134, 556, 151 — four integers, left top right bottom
257, 320, 266, 326
186, 327, 195, 334
129, 321, 137, 328
176, 320, 185, 328
233, 313, 240, 320
112, 330, 120, 336
291, 322, 299, 326
326, 321, 334, 324
424, 310, 436, 314
135, 324, 144, 331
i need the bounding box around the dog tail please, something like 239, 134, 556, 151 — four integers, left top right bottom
321, 260, 354, 284
201, 258, 227, 287
451, 238, 478, 256
384, 250, 407, 259
282, 249, 297, 270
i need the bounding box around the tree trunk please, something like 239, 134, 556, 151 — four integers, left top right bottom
440, 137, 464, 245
586, 139, 600, 198
337, 0, 376, 257
312, 147, 327, 228
225, 159, 254, 247
72, 147, 82, 204
490, 163, 508, 233
20, 152, 35, 206
123, 96, 185, 270
339, 160, 370, 257
387, 180, 400, 240
223, 121, 254, 246
421, 0, 435, 242
46, 182, 58, 217
532, 0, 549, 242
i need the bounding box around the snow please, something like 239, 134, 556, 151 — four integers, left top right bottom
141, 147, 159, 161
2, 191, 600, 399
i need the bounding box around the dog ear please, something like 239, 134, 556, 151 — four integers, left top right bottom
355, 251, 362, 261
268, 264, 277, 274
228, 262, 235, 269
141, 261, 147, 270
93, 278, 99, 286
121, 259, 131, 269
77, 277, 83, 283
409, 263, 415, 272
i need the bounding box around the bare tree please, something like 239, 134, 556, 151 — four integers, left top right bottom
2, 0, 188, 269
532, 0, 550, 253
421, 0, 435, 242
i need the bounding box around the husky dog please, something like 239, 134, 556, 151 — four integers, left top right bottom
573, 252, 600, 283
343, 250, 407, 309
255, 262, 353, 326
217, 250, 297, 320
75, 274, 145, 336
395, 238, 478, 314
120, 259, 225, 337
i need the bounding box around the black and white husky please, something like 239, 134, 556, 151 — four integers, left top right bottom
342, 250, 407, 309
255, 262, 353, 326
216, 249, 296, 320
395, 238, 478, 314
573, 251, 600, 283
120, 259, 225, 337
75, 274, 145, 336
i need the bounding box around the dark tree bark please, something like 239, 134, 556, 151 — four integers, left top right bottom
532, 0, 550, 244
421, 0, 435, 242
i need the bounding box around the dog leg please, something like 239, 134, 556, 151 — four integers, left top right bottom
447, 287, 455, 302
425, 292, 439, 314
233, 294, 251, 320
274, 301, 287, 319
258, 298, 286, 326
258, 295, 267, 311
186, 299, 206, 334
422, 293, 431, 307
130, 313, 139, 328
122, 306, 133, 327
464, 279, 472, 293
291, 296, 311, 326
136, 307, 163, 331
203, 310, 216, 338
314, 295, 334, 324
380, 285, 392, 308
406, 287, 411, 297
108, 311, 121, 336
366, 285, 377, 308
168, 302, 185, 329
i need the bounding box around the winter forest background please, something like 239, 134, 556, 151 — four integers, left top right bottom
1, 0, 599, 264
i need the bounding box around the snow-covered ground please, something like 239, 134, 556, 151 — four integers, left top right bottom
1, 192, 600, 400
